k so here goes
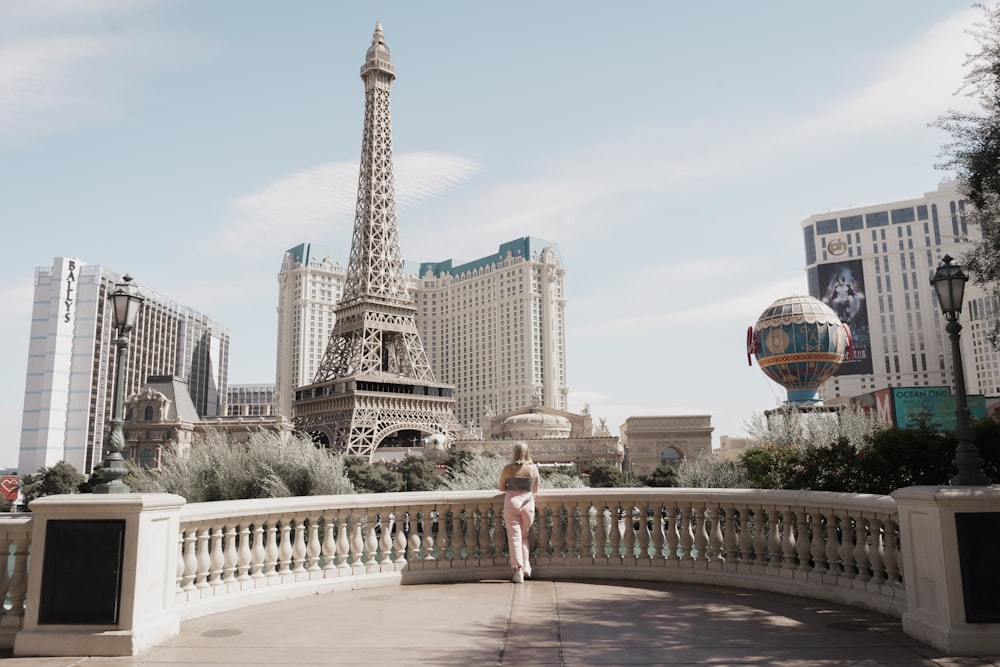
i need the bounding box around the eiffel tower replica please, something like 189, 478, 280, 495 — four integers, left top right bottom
294, 22, 461, 459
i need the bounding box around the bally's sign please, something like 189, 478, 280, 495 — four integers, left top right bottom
63, 259, 77, 324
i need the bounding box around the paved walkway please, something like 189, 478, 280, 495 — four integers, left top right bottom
3, 579, 999, 666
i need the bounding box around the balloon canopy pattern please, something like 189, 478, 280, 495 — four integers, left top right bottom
749, 295, 850, 405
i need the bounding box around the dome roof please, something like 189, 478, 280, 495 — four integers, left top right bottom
501, 411, 571, 438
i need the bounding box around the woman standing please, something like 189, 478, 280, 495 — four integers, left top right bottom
499, 442, 540, 583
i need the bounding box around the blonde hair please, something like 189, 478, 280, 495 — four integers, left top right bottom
511, 442, 532, 465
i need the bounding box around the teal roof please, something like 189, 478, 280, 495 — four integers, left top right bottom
285, 243, 344, 267
417, 237, 560, 278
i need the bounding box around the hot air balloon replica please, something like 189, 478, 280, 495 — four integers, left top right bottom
747, 295, 852, 405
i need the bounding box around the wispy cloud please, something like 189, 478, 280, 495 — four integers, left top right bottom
0, 0, 185, 143
411, 7, 980, 261
219, 152, 482, 256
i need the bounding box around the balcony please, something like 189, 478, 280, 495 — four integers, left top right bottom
2, 486, 999, 659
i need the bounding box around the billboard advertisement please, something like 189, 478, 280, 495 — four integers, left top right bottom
853, 387, 986, 429
817, 259, 872, 375
891, 387, 986, 431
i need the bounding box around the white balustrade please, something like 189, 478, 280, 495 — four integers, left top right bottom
163, 489, 906, 616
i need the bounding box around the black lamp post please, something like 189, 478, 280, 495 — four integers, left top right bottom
95, 275, 144, 494
930, 255, 991, 486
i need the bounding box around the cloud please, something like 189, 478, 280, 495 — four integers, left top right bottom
220, 152, 482, 256
0, 0, 189, 143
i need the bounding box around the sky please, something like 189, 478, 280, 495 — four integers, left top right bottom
0, 1, 986, 470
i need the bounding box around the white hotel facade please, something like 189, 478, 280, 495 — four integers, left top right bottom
18, 258, 230, 476
276, 237, 568, 430
801, 181, 1000, 402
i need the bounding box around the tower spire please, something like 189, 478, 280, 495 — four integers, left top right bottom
293, 24, 460, 458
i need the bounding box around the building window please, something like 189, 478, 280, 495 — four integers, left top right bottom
144, 405, 154, 421
140, 448, 155, 469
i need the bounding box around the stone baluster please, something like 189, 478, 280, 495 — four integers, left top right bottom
651, 505, 667, 561
565, 501, 584, 565
477, 503, 492, 560
868, 516, 886, 584
209, 523, 225, 585
352, 514, 366, 569
721, 507, 738, 563
680, 505, 695, 561
307, 517, 322, 572
693, 503, 709, 561
291, 520, 308, 572
278, 522, 294, 573
635, 503, 651, 560
439, 510, 453, 562
883, 517, 899, 585
608, 503, 623, 561
237, 524, 253, 581
706, 504, 723, 562
394, 510, 409, 565
177, 533, 186, 591
6, 532, 29, 616
222, 524, 238, 583
322, 516, 338, 572
765, 510, 781, 566
579, 504, 594, 563
195, 526, 212, 588
594, 506, 608, 562
423, 511, 437, 561
551, 501, 565, 563
853, 516, 871, 582
364, 514, 380, 570
824, 511, 841, 575
250, 524, 266, 579
408, 513, 423, 562
622, 504, 638, 561
780, 510, 797, 570
264, 523, 280, 577
795, 511, 812, 571
810, 512, 828, 573
535, 504, 551, 563
751, 508, 767, 564
838, 514, 857, 579
463, 506, 478, 562
665, 504, 680, 561
337, 513, 352, 569
181, 527, 198, 591
737, 506, 754, 563
379, 514, 394, 566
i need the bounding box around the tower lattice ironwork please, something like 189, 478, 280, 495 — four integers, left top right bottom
293, 23, 460, 458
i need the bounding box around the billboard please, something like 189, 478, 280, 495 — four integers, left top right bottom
817, 259, 872, 375
853, 387, 987, 429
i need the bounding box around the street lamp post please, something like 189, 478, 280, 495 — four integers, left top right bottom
95, 275, 145, 494
930, 255, 991, 486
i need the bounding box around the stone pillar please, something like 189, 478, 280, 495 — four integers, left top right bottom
14, 493, 186, 657
892, 485, 1000, 656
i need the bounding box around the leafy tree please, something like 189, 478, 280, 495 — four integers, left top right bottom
393, 455, 444, 491
587, 459, 636, 488
642, 461, 678, 488
343, 455, 404, 493
19, 461, 86, 507
935, 3, 1000, 342
444, 450, 505, 491
444, 449, 478, 475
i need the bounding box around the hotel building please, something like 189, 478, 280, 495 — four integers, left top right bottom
801, 181, 1000, 402
276, 237, 569, 430
18, 257, 230, 475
